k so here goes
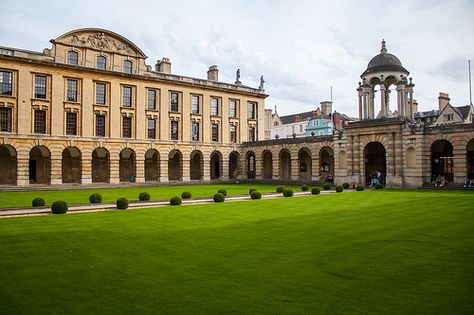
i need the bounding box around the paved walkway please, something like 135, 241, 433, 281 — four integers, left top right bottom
0, 190, 345, 218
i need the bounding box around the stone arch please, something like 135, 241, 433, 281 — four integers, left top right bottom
319, 146, 334, 179
298, 147, 312, 180
467, 139, 474, 180
279, 149, 291, 180
62, 146, 81, 183
0, 144, 17, 185
92, 147, 110, 183
431, 139, 454, 182
190, 150, 203, 180
406, 147, 416, 168
168, 149, 183, 181
229, 151, 239, 179
210, 151, 223, 180
363, 142, 386, 186
246, 151, 256, 179
339, 150, 347, 169
119, 148, 136, 182
145, 149, 160, 181
262, 150, 273, 179
29, 145, 51, 184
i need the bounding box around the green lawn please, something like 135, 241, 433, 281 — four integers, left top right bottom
0, 183, 300, 208
0, 190, 473, 314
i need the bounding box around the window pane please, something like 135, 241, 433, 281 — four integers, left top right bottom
191, 95, 199, 114
66, 112, 77, 135
147, 118, 156, 139
0, 71, 13, 96
122, 86, 132, 107
211, 124, 219, 142
170, 121, 179, 140
122, 117, 132, 138
211, 98, 218, 116
95, 114, 106, 137
66, 79, 78, 102
123, 60, 132, 74
170, 93, 179, 112
248, 102, 255, 119
67, 51, 78, 65
248, 127, 255, 142
97, 56, 106, 70
148, 90, 156, 110
229, 100, 236, 117
0, 107, 12, 132
230, 125, 236, 143
192, 121, 199, 141
34, 75, 47, 99
96, 83, 106, 104
34, 110, 46, 134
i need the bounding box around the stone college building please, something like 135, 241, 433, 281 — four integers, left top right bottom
0, 28, 473, 187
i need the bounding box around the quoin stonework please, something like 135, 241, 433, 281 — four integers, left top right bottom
0, 29, 473, 187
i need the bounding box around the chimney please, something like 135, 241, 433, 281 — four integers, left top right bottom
156, 57, 171, 74
207, 65, 219, 81
412, 99, 418, 113
438, 92, 450, 111
320, 101, 332, 117
311, 110, 318, 119
332, 112, 341, 130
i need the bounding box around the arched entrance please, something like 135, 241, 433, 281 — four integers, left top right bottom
364, 142, 386, 185
262, 150, 273, 179
29, 146, 51, 184
467, 139, 474, 180
247, 151, 256, 179
298, 148, 312, 180
210, 151, 222, 180
279, 149, 291, 180
190, 150, 203, 180
168, 149, 182, 181
229, 151, 239, 179
92, 147, 110, 183
320, 147, 334, 180
145, 149, 160, 181
62, 147, 81, 183
119, 148, 136, 182
0, 144, 17, 185
431, 140, 454, 182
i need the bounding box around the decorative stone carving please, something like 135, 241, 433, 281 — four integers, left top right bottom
67, 32, 135, 55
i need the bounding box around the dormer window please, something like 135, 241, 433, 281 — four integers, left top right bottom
123, 60, 132, 74
96, 56, 106, 70
67, 51, 78, 65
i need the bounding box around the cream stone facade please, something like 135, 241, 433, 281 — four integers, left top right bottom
0, 28, 267, 186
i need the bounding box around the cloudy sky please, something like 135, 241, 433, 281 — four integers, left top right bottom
1, 0, 473, 116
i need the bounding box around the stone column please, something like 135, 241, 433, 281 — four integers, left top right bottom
358, 91, 363, 120
453, 149, 467, 185
159, 156, 168, 182
81, 158, 92, 184
109, 157, 120, 184
272, 155, 280, 180
182, 158, 191, 181
311, 155, 320, 181
17, 155, 30, 186
50, 157, 62, 185
203, 156, 211, 181
255, 154, 263, 179
135, 155, 145, 183
380, 85, 387, 117
290, 157, 299, 181
362, 92, 368, 120
221, 155, 229, 180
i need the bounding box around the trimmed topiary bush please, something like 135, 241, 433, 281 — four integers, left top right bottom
250, 191, 262, 199
116, 197, 129, 210
311, 187, 321, 195
356, 185, 365, 191
374, 183, 384, 189
276, 186, 285, 193
218, 189, 228, 196
301, 185, 309, 191
32, 197, 45, 207
335, 185, 343, 193
323, 183, 332, 190
283, 188, 294, 197
138, 192, 150, 201
89, 193, 102, 204
170, 196, 182, 205
342, 182, 350, 189
213, 193, 225, 203
51, 200, 68, 214
181, 191, 192, 199
248, 188, 257, 195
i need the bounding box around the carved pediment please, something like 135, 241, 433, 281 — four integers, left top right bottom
53, 28, 146, 58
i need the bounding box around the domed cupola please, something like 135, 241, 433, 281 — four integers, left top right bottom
362, 40, 409, 77
356, 40, 415, 120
